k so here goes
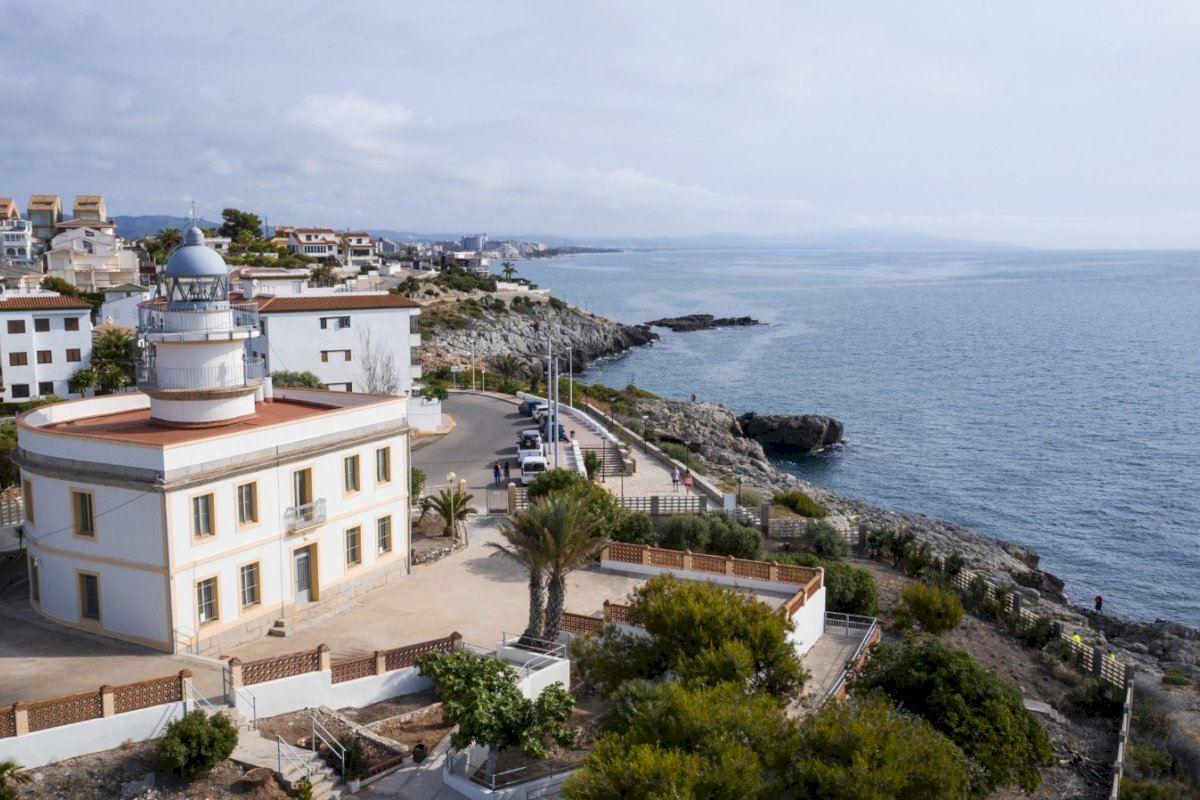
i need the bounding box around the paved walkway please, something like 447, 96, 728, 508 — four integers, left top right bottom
360, 732, 458, 799
224, 516, 644, 662
799, 632, 860, 703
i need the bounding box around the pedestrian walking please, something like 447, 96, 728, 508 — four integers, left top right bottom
690, 392, 697, 403
683, 469, 693, 490
493, 461, 502, 485
503, 461, 511, 481
1094, 595, 1104, 613
671, 467, 681, 492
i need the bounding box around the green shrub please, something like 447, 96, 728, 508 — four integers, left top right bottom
772, 490, 827, 518
736, 489, 762, 507
903, 541, 937, 578
775, 553, 878, 616
582, 450, 602, 479
866, 527, 893, 558
1016, 613, 1057, 649
291, 776, 314, 800
157, 709, 238, 780
854, 638, 1053, 794
656, 514, 710, 552
942, 551, 966, 578
1162, 668, 1192, 687
613, 512, 657, 546
655, 514, 762, 560
1068, 678, 1125, 719
894, 582, 962, 635
271, 370, 324, 388
796, 519, 849, 558
1130, 743, 1174, 779
1120, 781, 1182, 800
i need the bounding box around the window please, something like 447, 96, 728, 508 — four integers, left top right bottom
236, 482, 258, 526
319, 316, 350, 330
37, 350, 52, 364
410, 315, 419, 334
292, 468, 313, 507
191, 494, 215, 538
377, 516, 392, 554
33, 318, 50, 333
79, 573, 100, 620
320, 350, 352, 363
410, 346, 420, 366
6, 320, 24, 334
375, 447, 391, 484
29, 556, 40, 604
38, 381, 53, 395
65, 317, 80, 332
344, 455, 360, 493
71, 490, 95, 537
10, 384, 29, 399
239, 563, 260, 608
345, 526, 362, 566
22, 479, 33, 523
196, 577, 218, 624
9, 352, 28, 366
66, 348, 82, 362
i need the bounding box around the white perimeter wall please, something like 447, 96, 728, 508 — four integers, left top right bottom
233, 667, 433, 719
790, 586, 826, 656
0, 702, 187, 769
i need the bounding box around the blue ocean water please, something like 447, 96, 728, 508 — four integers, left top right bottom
517, 249, 1200, 625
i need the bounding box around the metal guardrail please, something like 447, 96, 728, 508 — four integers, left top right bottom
136, 356, 265, 391
819, 613, 880, 707
139, 301, 260, 334
174, 625, 198, 655
310, 712, 346, 778
182, 679, 222, 716
285, 499, 327, 532
276, 734, 312, 779
222, 668, 257, 730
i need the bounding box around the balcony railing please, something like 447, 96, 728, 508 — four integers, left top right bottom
138, 301, 260, 335
284, 499, 326, 532
136, 356, 266, 392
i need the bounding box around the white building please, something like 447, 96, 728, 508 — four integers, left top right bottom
44, 227, 140, 290
16, 226, 414, 654
98, 283, 152, 329
0, 218, 35, 265
0, 290, 93, 403
26, 195, 63, 253
282, 228, 381, 272
460, 233, 487, 252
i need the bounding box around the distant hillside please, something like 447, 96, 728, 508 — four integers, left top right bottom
113, 215, 221, 239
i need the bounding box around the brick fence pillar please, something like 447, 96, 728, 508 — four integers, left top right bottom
374, 650, 387, 675
12, 703, 28, 736
227, 657, 243, 687
769, 560, 779, 582
600, 545, 610, 562
725, 554, 735, 577
507, 482, 517, 515
100, 685, 115, 718
450, 631, 463, 650
602, 599, 612, 622
683, 550, 693, 571
317, 643, 331, 672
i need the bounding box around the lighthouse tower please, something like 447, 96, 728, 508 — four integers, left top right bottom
137, 225, 265, 426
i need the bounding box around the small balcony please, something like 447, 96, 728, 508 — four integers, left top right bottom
285, 499, 326, 533
138, 301, 261, 341
136, 356, 266, 392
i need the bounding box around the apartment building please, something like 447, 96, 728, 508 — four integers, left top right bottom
26, 195, 63, 251
44, 227, 140, 290
0, 290, 93, 402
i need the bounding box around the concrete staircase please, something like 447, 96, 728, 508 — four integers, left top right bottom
581, 444, 629, 476
225, 708, 349, 799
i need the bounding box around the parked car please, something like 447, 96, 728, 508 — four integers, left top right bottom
517, 431, 543, 461
519, 456, 548, 485
531, 403, 550, 422
518, 399, 538, 416
541, 420, 568, 442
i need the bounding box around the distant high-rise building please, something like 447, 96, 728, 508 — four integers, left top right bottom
461, 233, 487, 252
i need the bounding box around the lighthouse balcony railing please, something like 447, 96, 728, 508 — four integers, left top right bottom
136, 356, 266, 391
138, 301, 261, 335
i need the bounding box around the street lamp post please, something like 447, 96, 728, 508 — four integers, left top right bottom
642, 415, 649, 453
446, 471, 456, 541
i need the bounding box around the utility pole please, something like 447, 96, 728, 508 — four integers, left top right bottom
568, 350, 573, 408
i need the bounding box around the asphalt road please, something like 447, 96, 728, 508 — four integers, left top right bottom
412, 392, 530, 493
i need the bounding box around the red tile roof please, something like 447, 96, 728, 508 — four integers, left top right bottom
0, 295, 93, 311
256, 294, 420, 312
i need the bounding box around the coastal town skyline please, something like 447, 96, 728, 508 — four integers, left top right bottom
4, 2, 1200, 248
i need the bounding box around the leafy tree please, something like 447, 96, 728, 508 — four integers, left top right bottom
157, 709, 238, 780
491, 353, 524, 381
785, 696, 974, 800
796, 519, 850, 558
217, 208, 263, 240
409, 467, 427, 501
574, 575, 807, 700
310, 262, 338, 286
894, 582, 963, 635
655, 514, 763, 560
0, 759, 31, 800
271, 370, 324, 388
853, 638, 1053, 794
0, 424, 17, 487
421, 487, 476, 537
565, 738, 707, 800
612, 512, 657, 546
420, 379, 449, 402
817, 560, 878, 616
567, 681, 795, 800
91, 328, 137, 388
40, 275, 82, 297
417, 649, 574, 783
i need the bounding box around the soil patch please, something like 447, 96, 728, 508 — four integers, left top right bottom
14, 740, 285, 799
371, 704, 456, 752
342, 688, 440, 725
256, 708, 400, 777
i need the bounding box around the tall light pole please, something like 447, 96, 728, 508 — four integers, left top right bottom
446, 471, 456, 540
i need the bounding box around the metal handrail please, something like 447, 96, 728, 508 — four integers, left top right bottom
285, 499, 327, 532
310, 713, 346, 778
182, 679, 221, 716
276, 735, 312, 779
139, 300, 260, 334
500, 632, 567, 659
820, 617, 879, 706
136, 356, 266, 391
222, 668, 258, 730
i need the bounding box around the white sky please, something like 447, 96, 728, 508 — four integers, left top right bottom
2, 1, 1199, 247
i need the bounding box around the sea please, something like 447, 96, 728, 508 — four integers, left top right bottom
516, 248, 1200, 626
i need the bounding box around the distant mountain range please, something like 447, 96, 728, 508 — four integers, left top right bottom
116, 215, 1018, 251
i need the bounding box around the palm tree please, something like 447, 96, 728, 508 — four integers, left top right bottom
154, 227, 182, 253
0, 759, 31, 800
489, 508, 552, 642
91, 328, 137, 388
491, 354, 523, 382
68, 367, 97, 397
421, 488, 477, 537
536, 494, 606, 642
501, 261, 517, 281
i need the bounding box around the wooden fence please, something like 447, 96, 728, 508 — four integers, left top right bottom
1, 671, 188, 739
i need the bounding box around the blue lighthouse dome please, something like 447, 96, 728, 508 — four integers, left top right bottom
165, 226, 227, 277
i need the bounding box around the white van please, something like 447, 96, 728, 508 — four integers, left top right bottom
519, 456, 548, 485
517, 430, 543, 462
531, 403, 550, 422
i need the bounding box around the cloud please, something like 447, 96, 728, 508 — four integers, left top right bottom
287, 92, 414, 156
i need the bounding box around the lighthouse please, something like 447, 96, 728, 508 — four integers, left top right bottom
137, 225, 266, 426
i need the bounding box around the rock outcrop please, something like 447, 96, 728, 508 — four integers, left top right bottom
644, 314, 760, 332
737, 412, 844, 453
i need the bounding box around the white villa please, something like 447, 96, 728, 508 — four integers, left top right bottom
44, 226, 140, 290
16, 226, 414, 654
1, 218, 35, 266
0, 289, 93, 403
282, 228, 382, 272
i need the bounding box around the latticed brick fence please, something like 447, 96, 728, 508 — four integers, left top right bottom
227, 633, 463, 688
488, 486, 710, 517
0, 671, 189, 739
